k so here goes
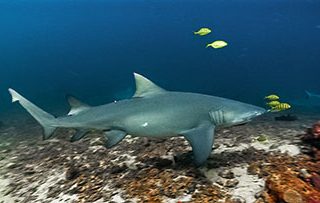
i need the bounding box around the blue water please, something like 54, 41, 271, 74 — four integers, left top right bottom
1, 0, 320, 115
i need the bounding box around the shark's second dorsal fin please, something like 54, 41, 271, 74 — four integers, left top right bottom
133, 73, 167, 98
66, 95, 91, 116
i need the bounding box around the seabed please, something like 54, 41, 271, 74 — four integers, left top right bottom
0, 112, 319, 203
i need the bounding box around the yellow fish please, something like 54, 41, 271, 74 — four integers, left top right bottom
265, 94, 280, 100
206, 40, 228, 49
271, 103, 291, 112
266, 100, 280, 107
194, 28, 212, 36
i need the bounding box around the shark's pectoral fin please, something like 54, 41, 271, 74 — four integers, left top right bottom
182, 122, 215, 166
70, 130, 90, 142
104, 130, 127, 148
66, 95, 91, 116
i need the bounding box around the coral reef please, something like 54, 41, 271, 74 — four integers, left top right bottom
302, 121, 320, 160
253, 121, 320, 203
1, 115, 320, 202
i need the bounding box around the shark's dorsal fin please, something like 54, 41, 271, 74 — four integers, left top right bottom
66, 95, 91, 116
133, 73, 167, 98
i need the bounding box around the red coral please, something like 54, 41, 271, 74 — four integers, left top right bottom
308, 197, 320, 203
312, 121, 320, 138
311, 172, 320, 190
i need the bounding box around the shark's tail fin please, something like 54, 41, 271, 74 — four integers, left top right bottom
8, 88, 57, 140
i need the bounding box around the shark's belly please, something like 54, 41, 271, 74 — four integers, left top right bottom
119, 108, 208, 137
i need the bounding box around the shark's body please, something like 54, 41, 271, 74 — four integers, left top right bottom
290, 90, 320, 111
9, 73, 265, 165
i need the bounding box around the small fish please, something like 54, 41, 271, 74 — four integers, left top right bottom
194, 27, 211, 36
266, 100, 280, 107
271, 103, 291, 112
265, 94, 280, 100
206, 40, 228, 49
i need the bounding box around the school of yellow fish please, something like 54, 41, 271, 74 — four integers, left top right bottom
194, 27, 228, 49
194, 27, 291, 112
264, 94, 291, 112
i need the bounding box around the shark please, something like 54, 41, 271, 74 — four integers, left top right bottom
8, 73, 266, 165
305, 90, 320, 100
289, 90, 320, 111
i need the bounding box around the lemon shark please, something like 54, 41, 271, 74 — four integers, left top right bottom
8, 73, 265, 165
290, 90, 320, 111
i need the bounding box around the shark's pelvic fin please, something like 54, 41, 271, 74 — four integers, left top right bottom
8, 88, 57, 140
182, 122, 215, 166
66, 95, 91, 116
104, 130, 127, 148
133, 73, 167, 98
70, 129, 90, 142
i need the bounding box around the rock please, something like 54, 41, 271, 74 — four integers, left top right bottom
269, 144, 280, 149
186, 182, 196, 194
225, 196, 246, 203
254, 198, 267, 203
308, 198, 320, 203
226, 142, 236, 147
254, 190, 263, 199
299, 168, 312, 179
256, 134, 268, 142
155, 158, 172, 168
301, 121, 320, 160
213, 143, 220, 149
65, 166, 79, 180
110, 165, 127, 174
247, 163, 261, 175
219, 169, 235, 179
90, 137, 105, 146
283, 189, 303, 203
1, 148, 11, 153
311, 121, 320, 137
4, 187, 15, 196
266, 172, 320, 202
215, 177, 225, 186
225, 179, 239, 187
6, 162, 19, 169
274, 114, 298, 121
311, 172, 320, 189
24, 170, 36, 175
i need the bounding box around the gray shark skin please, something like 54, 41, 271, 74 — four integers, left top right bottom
305, 90, 320, 99
290, 90, 320, 111
8, 73, 266, 165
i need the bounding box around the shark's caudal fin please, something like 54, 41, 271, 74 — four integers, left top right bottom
8, 88, 57, 140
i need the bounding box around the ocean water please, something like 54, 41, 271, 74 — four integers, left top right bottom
0, 0, 319, 116
1, 1, 320, 202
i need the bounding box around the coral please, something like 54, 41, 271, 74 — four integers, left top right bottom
252, 121, 320, 203
302, 121, 320, 160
